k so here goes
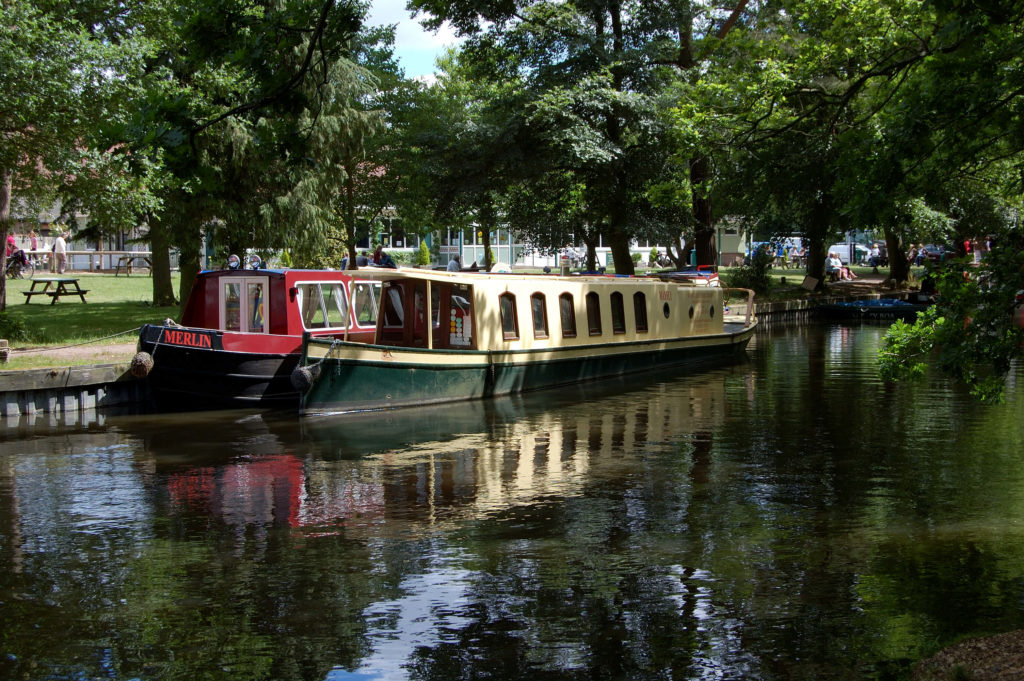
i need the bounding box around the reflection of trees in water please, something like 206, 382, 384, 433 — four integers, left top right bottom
6, 334, 1023, 681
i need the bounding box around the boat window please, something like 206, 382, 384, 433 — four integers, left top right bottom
412, 283, 427, 345
298, 283, 350, 330
220, 276, 270, 333
500, 293, 519, 340
352, 283, 380, 326
224, 282, 241, 331
610, 292, 625, 334
586, 292, 602, 336
633, 292, 648, 332
559, 293, 576, 338
449, 284, 473, 347
383, 285, 405, 327
531, 293, 548, 339
432, 285, 441, 327
323, 284, 349, 327
247, 282, 266, 333
299, 284, 326, 328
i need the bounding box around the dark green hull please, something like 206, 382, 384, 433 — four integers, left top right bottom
300, 326, 755, 414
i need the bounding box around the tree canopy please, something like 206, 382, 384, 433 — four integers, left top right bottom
3, 0, 1022, 394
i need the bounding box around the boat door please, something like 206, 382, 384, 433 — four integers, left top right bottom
220, 276, 270, 333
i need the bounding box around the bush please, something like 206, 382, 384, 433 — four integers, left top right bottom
725, 245, 772, 294
0, 312, 28, 342
416, 241, 431, 266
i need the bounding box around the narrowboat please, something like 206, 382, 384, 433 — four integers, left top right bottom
294, 269, 757, 415
136, 261, 381, 410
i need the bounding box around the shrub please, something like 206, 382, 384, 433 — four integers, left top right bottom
725, 245, 772, 294
417, 241, 431, 266
0, 312, 28, 342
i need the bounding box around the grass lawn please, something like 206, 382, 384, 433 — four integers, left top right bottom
2, 273, 180, 368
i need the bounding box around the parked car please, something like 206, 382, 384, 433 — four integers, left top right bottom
920, 244, 952, 263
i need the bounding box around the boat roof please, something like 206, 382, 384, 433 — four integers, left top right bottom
338, 268, 663, 287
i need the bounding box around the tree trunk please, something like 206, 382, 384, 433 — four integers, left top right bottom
883, 226, 909, 283
806, 197, 834, 290
177, 226, 201, 311
607, 230, 634, 275
0, 169, 11, 312
148, 215, 177, 308
583, 233, 599, 272
479, 200, 496, 271
690, 157, 717, 266
344, 171, 358, 269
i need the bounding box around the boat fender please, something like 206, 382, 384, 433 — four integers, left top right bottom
290, 364, 321, 392
130, 352, 154, 378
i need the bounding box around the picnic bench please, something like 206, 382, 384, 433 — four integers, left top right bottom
115, 255, 152, 277
22, 277, 89, 305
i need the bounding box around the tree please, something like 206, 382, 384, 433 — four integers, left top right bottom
880, 233, 1024, 402
410, 0, 692, 275
0, 0, 149, 310
114, 0, 367, 306
279, 24, 405, 270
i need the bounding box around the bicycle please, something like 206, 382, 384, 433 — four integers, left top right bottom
5, 250, 35, 279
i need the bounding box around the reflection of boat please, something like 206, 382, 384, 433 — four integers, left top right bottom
136, 264, 381, 410
296, 269, 756, 414
814, 298, 928, 321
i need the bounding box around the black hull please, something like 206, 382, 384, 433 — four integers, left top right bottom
139, 326, 300, 411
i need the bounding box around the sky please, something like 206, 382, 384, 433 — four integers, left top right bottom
365, 0, 463, 80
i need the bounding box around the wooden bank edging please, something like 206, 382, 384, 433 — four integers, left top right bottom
730, 290, 912, 327
0, 363, 148, 418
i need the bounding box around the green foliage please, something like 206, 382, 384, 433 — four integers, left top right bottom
649, 247, 660, 266
416, 240, 431, 266
879, 242, 1024, 402
0, 312, 28, 342
725, 245, 773, 295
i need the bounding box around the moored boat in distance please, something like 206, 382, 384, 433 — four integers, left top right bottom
136, 261, 381, 410
295, 269, 757, 415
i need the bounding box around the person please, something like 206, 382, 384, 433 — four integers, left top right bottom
356, 251, 370, 267
825, 252, 841, 281
53, 230, 67, 273
5, 233, 15, 257
447, 254, 461, 272
869, 243, 881, 269
906, 244, 917, 265
372, 245, 383, 265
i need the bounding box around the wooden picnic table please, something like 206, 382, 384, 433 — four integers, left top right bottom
22, 277, 90, 305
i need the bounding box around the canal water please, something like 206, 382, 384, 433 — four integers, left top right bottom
1, 324, 1022, 681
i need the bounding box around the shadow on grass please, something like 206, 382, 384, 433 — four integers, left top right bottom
6, 300, 179, 346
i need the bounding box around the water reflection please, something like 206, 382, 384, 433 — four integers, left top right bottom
1, 324, 1023, 681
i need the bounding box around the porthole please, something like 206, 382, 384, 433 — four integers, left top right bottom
688, 305, 695, 319
663, 302, 670, 318
709, 305, 716, 318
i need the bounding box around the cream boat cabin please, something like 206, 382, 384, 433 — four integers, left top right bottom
296, 269, 756, 414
